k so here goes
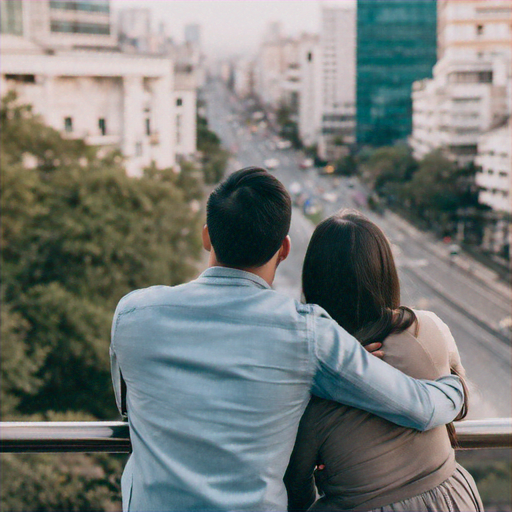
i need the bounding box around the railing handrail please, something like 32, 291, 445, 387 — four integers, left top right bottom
0, 418, 511, 453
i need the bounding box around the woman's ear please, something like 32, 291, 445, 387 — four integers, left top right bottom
202, 224, 212, 251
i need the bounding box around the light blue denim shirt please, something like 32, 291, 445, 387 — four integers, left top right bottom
110, 267, 463, 512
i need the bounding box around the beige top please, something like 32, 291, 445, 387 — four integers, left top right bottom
285, 310, 464, 511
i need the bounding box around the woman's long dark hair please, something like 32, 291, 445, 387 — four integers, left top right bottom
302, 209, 467, 446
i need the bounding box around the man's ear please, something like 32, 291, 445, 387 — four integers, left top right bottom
278, 235, 291, 263
202, 224, 212, 251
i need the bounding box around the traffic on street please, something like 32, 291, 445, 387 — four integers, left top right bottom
205, 79, 512, 420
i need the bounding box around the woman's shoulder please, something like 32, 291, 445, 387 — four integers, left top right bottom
382, 309, 453, 379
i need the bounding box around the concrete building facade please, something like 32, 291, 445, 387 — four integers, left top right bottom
319, 2, 356, 157
475, 120, 511, 257
1, 46, 176, 176
410, 0, 511, 164
298, 34, 322, 149
1, 0, 117, 49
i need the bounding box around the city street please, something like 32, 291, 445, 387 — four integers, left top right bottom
205, 79, 512, 419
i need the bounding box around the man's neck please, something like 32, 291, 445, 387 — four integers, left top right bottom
208, 254, 277, 287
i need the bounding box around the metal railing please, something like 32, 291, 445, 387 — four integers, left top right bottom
1, 418, 511, 453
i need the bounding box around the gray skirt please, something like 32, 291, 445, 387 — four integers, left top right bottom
310, 464, 484, 512
366, 464, 483, 512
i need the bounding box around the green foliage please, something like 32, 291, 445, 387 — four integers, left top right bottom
1, 92, 205, 510
359, 144, 417, 192
197, 114, 229, 184
334, 154, 358, 177
276, 102, 302, 149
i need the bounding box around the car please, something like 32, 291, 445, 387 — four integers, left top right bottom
300, 158, 314, 169
276, 140, 292, 150
264, 158, 280, 170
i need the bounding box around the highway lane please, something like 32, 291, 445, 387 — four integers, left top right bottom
205, 80, 511, 419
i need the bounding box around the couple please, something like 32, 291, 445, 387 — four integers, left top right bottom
110, 167, 482, 512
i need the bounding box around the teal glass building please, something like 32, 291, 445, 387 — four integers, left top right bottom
356, 0, 437, 147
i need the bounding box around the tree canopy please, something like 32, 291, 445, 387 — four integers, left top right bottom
1, 92, 206, 511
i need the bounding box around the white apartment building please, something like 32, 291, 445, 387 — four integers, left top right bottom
1, 43, 176, 177
318, 2, 356, 159
174, 62, 197, 160
475, 119, 511, 256
117, 8, 151, 52
298, 34, 322, 149
410, 0, 511, 165
255, 39, 285, 107
232, 58, 254, 99
1, 0, 201, 176
1, 0, 117, 49
476, 119, 511, 213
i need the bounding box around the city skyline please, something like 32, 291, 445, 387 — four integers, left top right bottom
111, 0, 355, 57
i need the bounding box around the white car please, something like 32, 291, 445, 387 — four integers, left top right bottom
276, 140, 292, 150
264, 158, 280, 170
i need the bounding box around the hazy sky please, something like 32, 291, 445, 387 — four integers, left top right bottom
111, 1, 355, 58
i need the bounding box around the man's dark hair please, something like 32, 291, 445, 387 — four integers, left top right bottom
206, 167, 291, 268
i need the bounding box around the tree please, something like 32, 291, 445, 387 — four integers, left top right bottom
359, 144, 417, 193
1, 92, 206, 510
197, 114, 229, 184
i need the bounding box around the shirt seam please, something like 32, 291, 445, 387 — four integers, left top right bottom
115, 303, 310, 333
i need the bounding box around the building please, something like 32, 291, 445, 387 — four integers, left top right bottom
1, 0, 117, 49
184, 23, 201, 46
0, 0, 183, 177
118, 8, 151, 52
173, 45, 200, 160
474, 119, 511, 257
356, 0, 437, 146
297, 34, 322, 149
319, 2, 356, 158
410, 0, 511, 164
254, 23, 286, 108
437, 0, 512, 61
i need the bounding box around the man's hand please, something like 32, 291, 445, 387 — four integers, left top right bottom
364, 342, 384, 359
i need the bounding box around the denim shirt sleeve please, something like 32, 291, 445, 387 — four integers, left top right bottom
110, 303, 123, 417
310, 308, 464, 431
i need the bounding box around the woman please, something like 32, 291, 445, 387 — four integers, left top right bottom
284, 210, 483, 512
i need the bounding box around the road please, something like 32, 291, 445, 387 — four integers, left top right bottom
204, 79, 512, 419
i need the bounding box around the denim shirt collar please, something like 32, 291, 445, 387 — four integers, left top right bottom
196, 266, 272, 290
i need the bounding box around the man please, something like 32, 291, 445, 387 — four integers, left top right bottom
110, 167, 463, 512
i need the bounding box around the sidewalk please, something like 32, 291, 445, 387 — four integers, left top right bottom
385, 211, 511, 301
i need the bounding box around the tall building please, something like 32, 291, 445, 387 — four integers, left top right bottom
118, 8, 151, 52
410, 0, 511, 164
438, 0, 512, 61
0, 0, 117, 49
319, 2, 356, 157
356, 0, 437, 146
475, 119, 511, 257
184, 23, 200, 45
298, 34, 322, 149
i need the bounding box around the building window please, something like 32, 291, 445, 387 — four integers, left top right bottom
135, 142, 143, 156
1, 0, 24, 35
64, 117, 73, 133
176, 98, 183, 107
307, 52, 312, 62
499, 171, 508, 177
98, 118, 106, 136
145, 118, 151, 136
49, 1, 110, 13
488, 169, 494, 175
476, 24, 484, 35
5, 74, 35, 83
176, 114, 181, 144
50, 20, 110, 35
